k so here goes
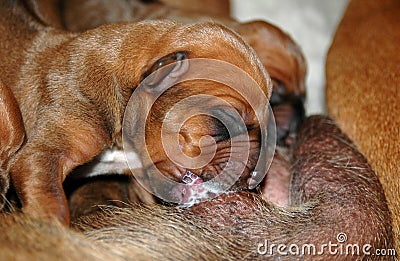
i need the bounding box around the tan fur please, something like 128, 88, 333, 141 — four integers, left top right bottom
60, 0, 306, 99
326, 0, 400, 253
0, 0, 270, 224
0, 213, 128, 261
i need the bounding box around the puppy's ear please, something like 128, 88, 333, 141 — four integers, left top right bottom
142, 52, 189, 89
124, 52, 189, 151
0, 81, 25, 209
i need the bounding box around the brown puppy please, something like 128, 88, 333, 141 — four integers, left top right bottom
0, 0, 271, 224
326, 0, 400, 254
57, 0, 306, 208
0, 81, 25, 209
59, 0, 307, 146
235, 21, 306, 146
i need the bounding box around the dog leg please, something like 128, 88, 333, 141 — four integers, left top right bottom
9, 117, 109, 224
326, 0, 400, 253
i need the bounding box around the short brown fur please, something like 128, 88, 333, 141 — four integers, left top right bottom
326, 0, 400, 253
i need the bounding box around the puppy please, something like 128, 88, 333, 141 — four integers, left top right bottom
58, 0, 307, 147
0, 0, 270, 224
326, 0, 400, 253
57, 0, 307, 209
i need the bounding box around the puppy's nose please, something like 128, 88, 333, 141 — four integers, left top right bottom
176, 108, 247, 165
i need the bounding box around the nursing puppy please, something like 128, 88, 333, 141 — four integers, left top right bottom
55, 0, 306, 213
326, 0, 400, 254
0, 0, 270, 224
58, 0, 307, 146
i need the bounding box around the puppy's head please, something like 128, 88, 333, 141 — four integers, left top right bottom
236, 21, 306, 146
118, 21, 272, 204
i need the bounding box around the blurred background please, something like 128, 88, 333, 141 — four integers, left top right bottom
231, 0, 349, 115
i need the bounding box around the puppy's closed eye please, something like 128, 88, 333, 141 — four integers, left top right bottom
142, 52, 189, 88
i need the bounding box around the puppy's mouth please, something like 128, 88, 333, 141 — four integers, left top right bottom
169, 162, 260, 207
172, 170, 207, 207
152, 159, 261, 207
148, 117, 262, 207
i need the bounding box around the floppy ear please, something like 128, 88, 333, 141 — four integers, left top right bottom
123, 52, 190, 159
234, 20, 306, 96
142, 52, 189, 90
235, 20, 307, 146
0, 81, 25, 209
